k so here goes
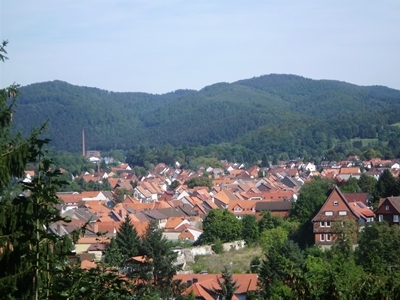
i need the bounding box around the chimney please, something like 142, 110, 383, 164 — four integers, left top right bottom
193, 278, 198, 284
186, 280, 193, 287
57, 223, 61, 235
93, 224, 98, 233
82, 129, 86, 157
119, 209, 123, 218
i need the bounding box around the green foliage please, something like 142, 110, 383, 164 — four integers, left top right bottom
104, 237, 124, 267
259, 227, 288, 252
258, 239, 304, 299
169, 180, 180, 190
241, 215, 259, 246
338, 177, 360, 193
290, 177, 334, 248
355, 222, 400, 273
258, 210, 284, 232
198, 209, 242, 244
184, 177, 213, 190
13, 75, 400, 162
129, 221, 183, 299
376, 169, 400, 199
213, 265, 239, 300
115, 215, 141, 260
212, 238, 224, 254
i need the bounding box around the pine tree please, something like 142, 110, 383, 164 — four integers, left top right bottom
0, 55, 74, 299
131, 221, 183, 299
0, 41, 134, 299
214, 265, 240, 300
104, 237, 124, 267
115, 214, 140, 260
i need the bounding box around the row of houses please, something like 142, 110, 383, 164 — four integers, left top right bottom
312, 186, 400, 249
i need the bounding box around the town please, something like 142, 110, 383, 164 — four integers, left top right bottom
21, 148, 400, 299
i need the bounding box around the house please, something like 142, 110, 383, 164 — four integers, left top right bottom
311, 186, 374, 249
375, 196, 400, 225
255, 201, 292, 219
228, 200, 257, 219
175, 273, 258, 300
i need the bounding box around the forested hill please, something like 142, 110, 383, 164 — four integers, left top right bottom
13, 75, 400, 158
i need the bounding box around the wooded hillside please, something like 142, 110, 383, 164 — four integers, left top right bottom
13, 74, 400, 159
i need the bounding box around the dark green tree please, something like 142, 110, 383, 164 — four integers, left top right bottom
115, 214, 141, 260
104, 237, 124, 267
358, 173, 377, 196
376, 169, 399, 199
241, 215, 259, 246
290, 177, 333, 248
0, 41, 134, 299
184, 177, 213, 190
0, 41, 75, 299
198, 209, 242, 244
169, 180, 180, 190
131, 221, 183, 299
213, 265, 240, 300
258, 210, 283, 232
258, 239, 304, 299
355, 222, 400, 273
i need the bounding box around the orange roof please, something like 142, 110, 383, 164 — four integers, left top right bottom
339, 167, 360, 174
81, 260, 97, 269
165, 217, 187, 229
57, 193, 82, 204
93, 221, 118, 235
81, 191, 102, 198
84, 202, 110, 216
176, 273, 258, 298
25, 170, 35, 177
349, 202, 375, 218
132, 221, 149, 237
213, 190, 232, 205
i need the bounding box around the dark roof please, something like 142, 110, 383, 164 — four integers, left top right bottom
343, 193, 369, 204
255, 201, 292, 212
385, 196, 400, 213
156, 207, 187, 218
142, 210, 168, 220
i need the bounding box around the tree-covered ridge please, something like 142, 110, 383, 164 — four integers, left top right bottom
13, 75, 400, 158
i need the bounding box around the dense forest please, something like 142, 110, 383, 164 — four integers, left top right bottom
13, 75, 400, 163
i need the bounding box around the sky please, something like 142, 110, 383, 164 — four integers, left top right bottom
1, 1, 399, 94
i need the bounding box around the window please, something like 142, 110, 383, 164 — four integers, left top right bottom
320, 234, 325, 241
339, 211, 347, 216
341, 221, 345, 227
320, 221, 325, 227
379, 215, 383, 222
386, 205, 390, 211
326, 234, 332, 241
326, 221, 331, 227
394, 215, 399, 222
325, 211, 333, 216
333, 201, 339, 206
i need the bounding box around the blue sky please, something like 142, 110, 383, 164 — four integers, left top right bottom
1, 1, 399, 94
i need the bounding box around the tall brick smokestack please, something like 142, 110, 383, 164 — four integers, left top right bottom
82, 129, 85, 157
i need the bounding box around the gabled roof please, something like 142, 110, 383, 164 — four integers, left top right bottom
311, 186, 360, 222
378, 196, 400, 214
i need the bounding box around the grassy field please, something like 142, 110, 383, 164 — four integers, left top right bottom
185, 246, 263, 274
350, 138, 380, 147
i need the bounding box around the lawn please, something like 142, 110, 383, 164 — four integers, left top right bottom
185, 246, 263, 274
